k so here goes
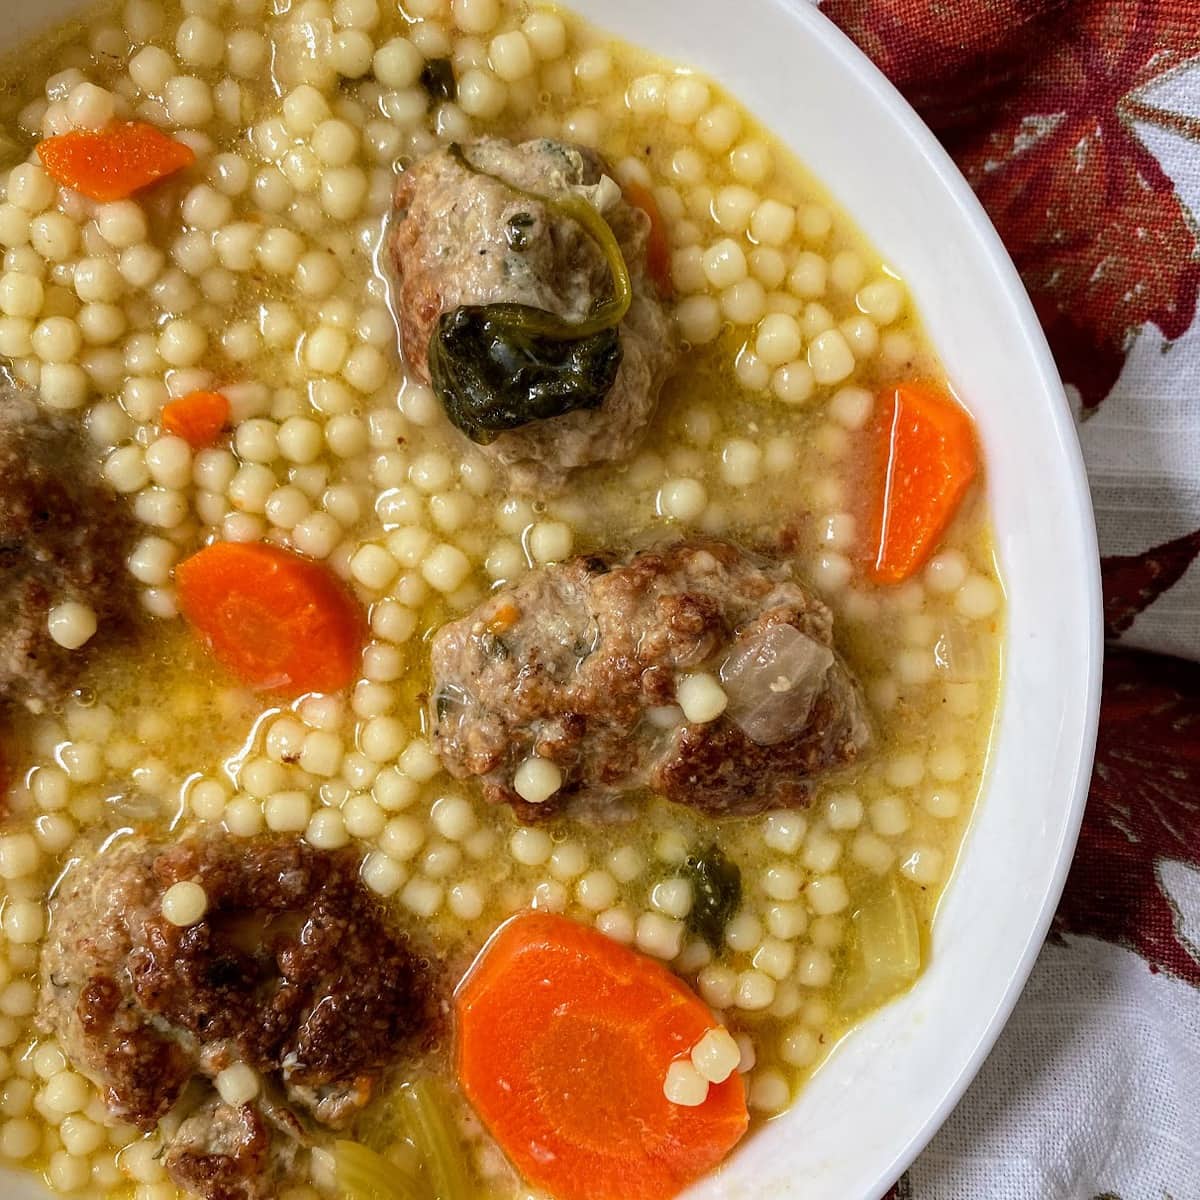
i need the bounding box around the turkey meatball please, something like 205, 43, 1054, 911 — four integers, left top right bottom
389, 137, 677, 493
38, 834, 432, 1200
0, 386, 136, 711
430, 538, 872, 822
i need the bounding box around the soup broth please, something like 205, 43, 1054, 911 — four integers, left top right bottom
0, 1, 1002, 1197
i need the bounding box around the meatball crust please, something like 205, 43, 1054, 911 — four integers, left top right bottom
430, 539, 872, 822
39, 835, 432, 1199
0, 387, 136, 710
389, 137, 677, 493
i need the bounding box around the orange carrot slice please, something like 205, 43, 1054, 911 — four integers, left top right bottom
175, 542, 365, 696
624, 181, 673, 299
161, 390, 230, 450
866, 381, 979, 584
456, 912, 748, 1200
37, 122, 195, 202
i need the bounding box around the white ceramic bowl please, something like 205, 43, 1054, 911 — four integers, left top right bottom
1, 1, 1102, 1198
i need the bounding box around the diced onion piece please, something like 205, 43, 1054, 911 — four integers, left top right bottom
932, 618, 987, 681
720, 624, 834, 744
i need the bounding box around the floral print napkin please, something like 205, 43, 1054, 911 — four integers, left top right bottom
820, 1, 1200, 1195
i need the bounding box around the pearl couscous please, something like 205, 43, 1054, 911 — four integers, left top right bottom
0, 1, 1001, 1199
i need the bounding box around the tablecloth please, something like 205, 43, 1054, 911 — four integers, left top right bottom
816, 1, 1200, 1195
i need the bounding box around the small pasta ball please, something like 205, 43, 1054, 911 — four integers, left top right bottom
956, 574, 1001, 619
30, 211, 78, 261
129, 45, 175, 93
332, 29, 375, 77
176, 15, 224, 68
807, 328, 856, 385
66, 81, 116, 130
164, 76, 213, 126
452, 0, 499, 34
0, 271, 44, 318
31, 315, 82, 363
523, 10, 566, 59
320, 166, 369, 220
457, 68, 506, 119
771, 361, 815, 406
830, 249, 867, 293
754, 312, 802, 367
749, 247, 787, 290
489, 31, 534, 82
701, 238, 747, 289
158, 318, 207, 367
857, 277, 905, 325
182, 184, 233, 231
2, 899, 45, 943
658, 478, 707, 522
161, 881, 208, 927
696, 103, 741, 153
720, 280, 766, 326
676, 673, 727, 724
729, 140, 773, 185
282, 85, 330, 136
95, 200, 148, 249
311, 118, 359, 166
7, 164, 55, 214
720, 437, 763, 486
294, 250, 341, 298
750, 198, 795, 246
713, 185, 758, 235
528, 520, 572, 564
665, 75, 709, 125
421, 543, 471, 593
373, 37, 423, 87
674, 295, 721, 345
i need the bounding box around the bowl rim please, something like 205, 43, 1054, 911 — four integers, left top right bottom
744, 2, 1104, 1190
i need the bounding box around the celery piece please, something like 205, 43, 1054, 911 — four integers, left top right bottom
399, 1078, 474, 1200
334, 1139, 424, 1200
839, 875, 922, 1016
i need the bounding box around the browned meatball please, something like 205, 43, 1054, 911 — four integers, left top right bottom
39, 835, 432, 1200
430, 539, 872, 822
0, 387, 136, 711
164, 1097, 279, 1200
389, 137, 677, 493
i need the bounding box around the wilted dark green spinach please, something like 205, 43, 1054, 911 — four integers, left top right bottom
681, 844, 743, 951
419, 57, 456, 101
430, 308, 620, 444
428, 145, 632, 444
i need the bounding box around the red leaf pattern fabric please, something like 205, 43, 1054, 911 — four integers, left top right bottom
1053, 650, 1200, 985
1101, 527, 1200, 638
823, 0, 1200, 413
820, 0, 1200, 1195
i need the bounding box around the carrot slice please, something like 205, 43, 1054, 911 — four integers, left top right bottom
456, 912, 748, 1200
623, 181, 673, 299
866, 381, 979, 584
175, 542, 365, 695
37, 122, 195, 202
161, 390, 231, 449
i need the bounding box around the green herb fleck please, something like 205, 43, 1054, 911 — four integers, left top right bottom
681, 844, 742, 951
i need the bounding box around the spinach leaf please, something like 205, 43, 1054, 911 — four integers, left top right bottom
429, 306, 621, 444
681, 844, 742, 952
428, 144, 633, 443
419, 58, 456, 101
